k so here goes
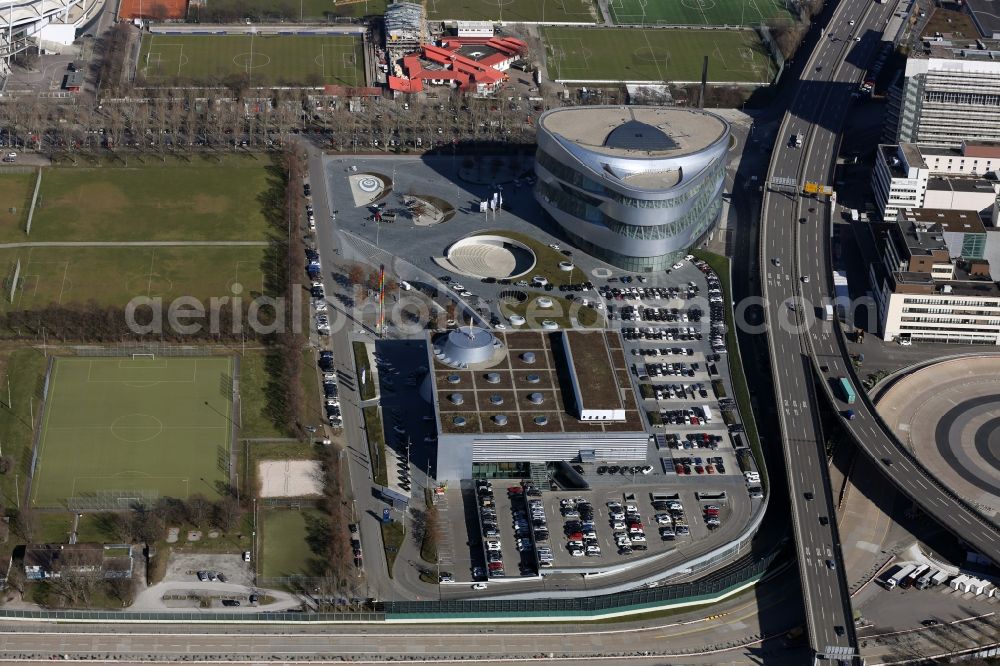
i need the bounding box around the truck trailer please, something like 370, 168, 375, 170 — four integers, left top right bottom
901, 564, 929, 589
916, 570, 937, 589
886, 564, 916, 590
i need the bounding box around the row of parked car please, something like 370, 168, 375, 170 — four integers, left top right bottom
318, 351, 341, 427
661, 432, 725, 449
598, 284, 699, 302
622, 326, 703, 342
645, 362, 702, 378
652, 383, 710, 401
631, 347, 696, 358
670, 455, 727, 476
657, 405, 714, 426
691, 259, 728, 355
562, 497, 602, 557
607, 500, 649, 554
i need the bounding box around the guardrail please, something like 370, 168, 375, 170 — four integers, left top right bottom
0, 548, 784, 624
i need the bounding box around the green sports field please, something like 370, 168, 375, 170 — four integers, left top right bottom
261, 508, 327, 578
0, 245, 269, 314
542, 27, 775, 83
425, 0, 597, 22
0, 173, 34, 241
30, 356, 235, 508
30, 162, 273, 242
608, 0, 793, 26
137, 34, 365, 87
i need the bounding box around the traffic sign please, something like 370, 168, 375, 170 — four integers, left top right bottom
382, 508, 391, 524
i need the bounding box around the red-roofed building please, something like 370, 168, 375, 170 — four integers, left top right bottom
388, 36, 527, 96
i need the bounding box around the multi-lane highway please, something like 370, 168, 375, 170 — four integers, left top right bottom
759, 0, 898, 659
763, 0, 1000, 659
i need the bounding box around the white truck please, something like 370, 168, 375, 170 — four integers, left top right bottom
850, 208, 859, 221
701, 405, 713, 423
916, 569, 937, 589
901, 564, 930, 589
931, 570, 950, 586
793, 133, 803, 148
885, 564, 916, 590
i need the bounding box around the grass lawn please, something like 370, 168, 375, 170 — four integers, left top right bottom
0, 245, 269, 314
0, 172, 35, 241
478, 230, 576, 286
692, 249, 767, 494
353, 341, 375, 401
0, 349, 48, 509
30, 356, 235, 508
362, 405, 387, 487
608, 0, 793, 26
260, 507, 327, 578
299, 349, 324, 430
137, 34, 365, 87
30, 160, 275, 242
542, 27, 776, 83
426, 0, 597, 21
239, 349, 316, 440
380, 519, 404, 578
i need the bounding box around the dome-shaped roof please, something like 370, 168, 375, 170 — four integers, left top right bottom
604, 120, 678, 152
433, 326, 501, 368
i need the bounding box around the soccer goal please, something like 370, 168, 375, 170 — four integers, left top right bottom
132, 353, 156, 361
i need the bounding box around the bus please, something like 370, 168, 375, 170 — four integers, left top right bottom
838, 377, 856, 404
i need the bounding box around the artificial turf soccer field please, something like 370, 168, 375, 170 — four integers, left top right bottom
542, 27, 775, 83
425, 0, 597, 21
609, 0, 793, 26
30, 357, 235, 508
137, 34, 365, 86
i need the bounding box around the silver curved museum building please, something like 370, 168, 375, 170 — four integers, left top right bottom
535, 106, 730, 272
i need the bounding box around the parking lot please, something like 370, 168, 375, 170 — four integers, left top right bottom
426, 255, 763, 587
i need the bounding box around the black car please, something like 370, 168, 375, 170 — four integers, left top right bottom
221, 599, 241, 607
596, 466, 607, 475
303, 184, 311, 196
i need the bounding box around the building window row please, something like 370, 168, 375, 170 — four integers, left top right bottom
537, 158, 724, 242
536, 149, 706, 210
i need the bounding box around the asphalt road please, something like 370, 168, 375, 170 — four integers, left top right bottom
759, 0, 898, 658
759, 0, 1000, 650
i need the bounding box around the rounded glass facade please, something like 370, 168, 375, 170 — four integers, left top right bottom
534, 106, 730, 272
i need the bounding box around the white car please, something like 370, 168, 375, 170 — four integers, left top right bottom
672, 262, 684, 270
314, 301, 328, 312
472, 583, 488, 590
631, 534, 647, 542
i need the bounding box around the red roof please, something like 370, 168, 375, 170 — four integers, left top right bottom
392, 40, 517, 92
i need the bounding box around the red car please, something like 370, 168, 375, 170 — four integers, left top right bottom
567, 532, 584, 541
507, 486, 523, 495
695, 465, 705, 474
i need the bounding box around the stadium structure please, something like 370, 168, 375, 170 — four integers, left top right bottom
535, 106, 730, 271
0, 0, 100, 73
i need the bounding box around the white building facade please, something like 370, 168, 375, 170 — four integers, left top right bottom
892, 43, 1000, 148
872, 142, 1000, 222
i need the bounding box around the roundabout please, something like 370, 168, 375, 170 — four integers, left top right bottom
876, 356, 1000, 519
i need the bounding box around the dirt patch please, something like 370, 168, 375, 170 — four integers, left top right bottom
166, 527, 180, 543
51, 182, 129, 217
258, 459, 323, 498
